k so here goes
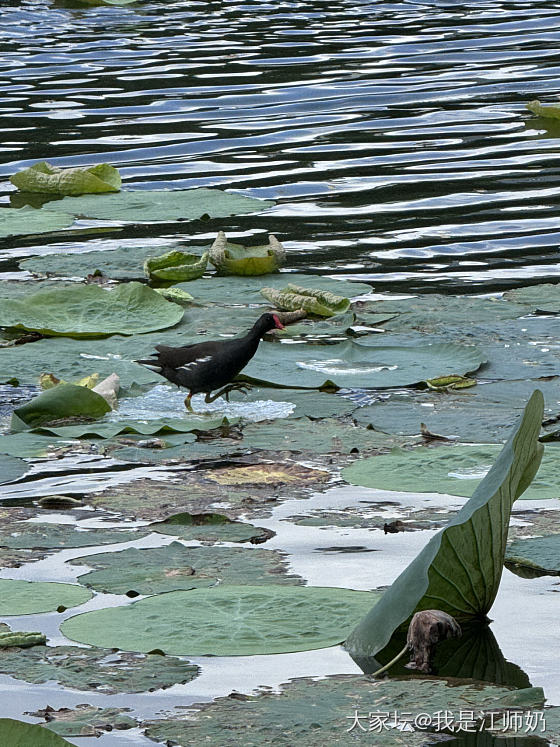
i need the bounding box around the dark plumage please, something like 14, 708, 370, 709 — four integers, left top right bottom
136, 312, 284, 411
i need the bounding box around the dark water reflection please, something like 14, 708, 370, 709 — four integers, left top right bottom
2, 0, 560, 290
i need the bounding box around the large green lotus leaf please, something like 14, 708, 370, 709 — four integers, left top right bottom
342, 442, 559, 500
142, 676, 544, 746
20, 245, 194, 281
242, 417, 417, 454
31, 415, 232, 439
57, 188, 273, 222
10, 162, 121, 195
504, 282, 560, 312
62, 585, 380, 656
0, 579, 91, 615
176, 274, 372, 306
354, 379, 560, 443
0, 207, 75, 238
0, 453, 28, 484
344, 391, 544, 658
242, 340, 485, 390
33, 705, 135, 738
151, 513, 272, 544
0, 282, 184, 338
527, 99, 560, 119
0, 719, 72, 747
0, 644, 198, 694
506, 535, 560, 575
71, 543, 301, 595
11, 383, 111, 431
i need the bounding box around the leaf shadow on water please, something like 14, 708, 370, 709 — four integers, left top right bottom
352, 622, 531, 691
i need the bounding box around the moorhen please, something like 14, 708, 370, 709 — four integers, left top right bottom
136, 312, 284, 412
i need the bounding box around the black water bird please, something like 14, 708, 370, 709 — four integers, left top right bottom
136, 313, 284, 411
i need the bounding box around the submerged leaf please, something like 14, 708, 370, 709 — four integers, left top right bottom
11, 383, 111, 431
260, 284, 350, 317
10, 162, 121, 195
344, 390, 544, 658
144, 250, 208, 284
61, 585, 380, 655
209, 231, 285, 275
0, 282, 184, 338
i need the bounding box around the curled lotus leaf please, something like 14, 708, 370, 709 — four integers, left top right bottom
0, 282, 184, 338
0, 631, 46, 648
527, 99, 560, 120
209, 231, 285, 276
425, 375, 476, 391
154, 287, 194, 305
10, 162, 121, 195
144, 250, 208, 284
11, 383, 111, 431
260, 284, 350, 317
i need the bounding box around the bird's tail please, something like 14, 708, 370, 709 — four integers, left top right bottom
135, 358, 163, 373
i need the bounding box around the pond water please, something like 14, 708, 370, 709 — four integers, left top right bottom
1, 0, 560, 745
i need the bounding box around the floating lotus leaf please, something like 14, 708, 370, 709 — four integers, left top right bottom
241, 340, 485, 389
230, 387, 358, 418
0, 516, 147, 550
0, 719, 73, 747
504, 282, 560, 312
0, 206, 74, 238
0, 645, 198, 694
11, 383, 111, 431
0, 282, 184, 338
21, 245, 191, 281
71, 543, 301, 595
10, 162, 121, 195
209, 231, 285, 276
30, 705, 135, 738
353, 379, 560, 443
151, 513, 272, 544
0, 579, 91, 615
343, 441, 559, 500
176, 273, 372, 306
0, 453, 28, 484
142, 676, 544, 746
506, 535, 560, 575
56, 188, 273, 223
31, 415, 234, 439
242, 417, 417, 454
144, 250, 208, 284
527, 99, 560, 119
62, 585, 379, 656
345, 391, 544, 658
260, 283, 350, 317
0, 433, 61, 458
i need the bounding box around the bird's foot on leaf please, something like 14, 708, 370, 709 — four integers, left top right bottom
204, 382, 252, 404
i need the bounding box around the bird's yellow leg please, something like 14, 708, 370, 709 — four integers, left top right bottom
184, 392, 194, 412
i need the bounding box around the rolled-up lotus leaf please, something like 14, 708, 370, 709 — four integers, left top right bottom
209, 231, 285, 276
10, 162, 121, 195
0, 631, 46, 648
260, 283, 350, 317
527, 100, 560, 120
144, 250, 208, 285
154, 287, 194, 305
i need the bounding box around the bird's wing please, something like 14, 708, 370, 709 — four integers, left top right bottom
153, 340, 226, 368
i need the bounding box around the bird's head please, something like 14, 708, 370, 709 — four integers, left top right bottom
253, 312, 284, 337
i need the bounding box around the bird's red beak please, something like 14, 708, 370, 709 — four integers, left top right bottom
273, 314, 284, 329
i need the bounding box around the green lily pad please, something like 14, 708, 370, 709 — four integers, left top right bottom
20, 244, 192, 281
143, 675, 544, 746
11, 383, 111, 431
176, 274, 372, 306
242, 340, 485, 390
209, 232, 284, 276
62, 585, 380, 655
504, 282, 560, 313
31, 415, 233, 439
0, 453, 28, 484
527, 99, 560, 119
0, 282, 184, 338
242, 417, 417, 454
0, 516, 148, 550
342, 442, 560, 500
345, 391, 544, 658
144, 250, 208, 284
57, 188, 273, 223
71, 542, 301, 595
0, 206, 75, 239
229, 387, 357, 418
0, 644, 198, 693
0, 719, 73, 747
30, 705, 135, 738
0, 579, 91, 615
151, 513, 273, 544
10, 162, 121, 195
506, 535, 560, 575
